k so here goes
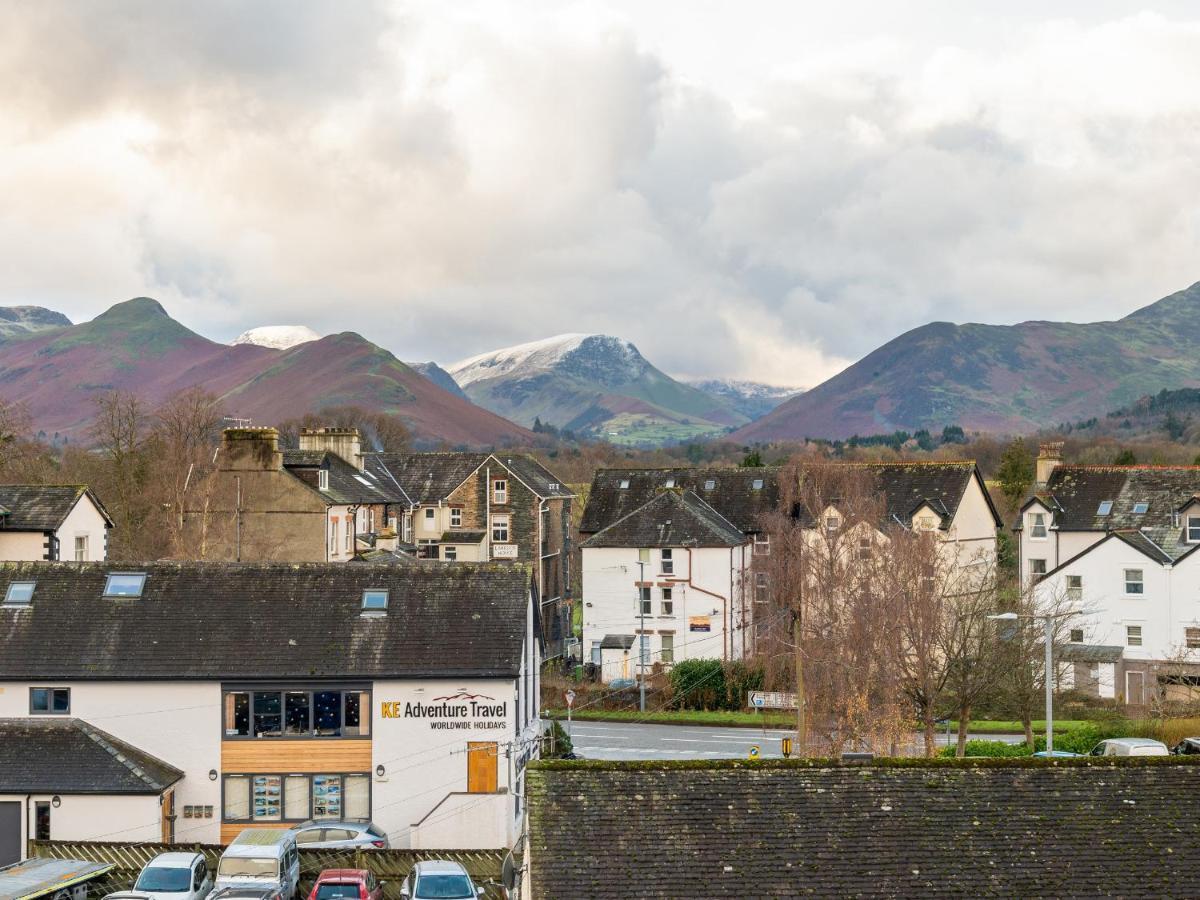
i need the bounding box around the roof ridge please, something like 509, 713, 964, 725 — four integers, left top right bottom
76, 719, 176, 791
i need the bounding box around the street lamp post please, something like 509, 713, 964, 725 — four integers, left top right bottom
638, 558, 647, 713
989, 610, 1075, 755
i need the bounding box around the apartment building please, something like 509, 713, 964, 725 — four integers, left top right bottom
0, 485, 111, 563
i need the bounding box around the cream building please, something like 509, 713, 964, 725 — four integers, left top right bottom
0, 485, 111, 563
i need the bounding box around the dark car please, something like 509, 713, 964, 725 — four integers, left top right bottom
1171, 737, 1200, 755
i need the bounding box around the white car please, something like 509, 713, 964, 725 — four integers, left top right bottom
132, 852, 214, 900
1088, 737, 1169, 757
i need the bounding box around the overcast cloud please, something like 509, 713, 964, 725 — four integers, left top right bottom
1, 1, 1198, 387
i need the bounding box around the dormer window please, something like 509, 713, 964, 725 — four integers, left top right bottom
3, 581, 35, 606
918, 515, 936, 531
1030, 512, 1047, 539
1132, 501, 1149, 515
362, 589, 388, 612
318, 469, 329, 491
1097, 501, 1113, 516
1188, 515, 1200, 544
825, 515, 840, 532
752, 479, 764, 491
104, 573, 146, 597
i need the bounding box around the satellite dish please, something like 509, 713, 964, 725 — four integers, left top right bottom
501, 852, 517, 891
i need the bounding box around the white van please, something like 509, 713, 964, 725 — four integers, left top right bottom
214, 830, 300, 900
1088, 737, 1169, 757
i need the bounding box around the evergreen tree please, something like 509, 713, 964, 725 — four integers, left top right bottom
996, 437, 1035, 513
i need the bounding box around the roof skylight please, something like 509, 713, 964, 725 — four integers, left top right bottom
665, 478, 676, 488
752, 479, 764, 491
1133, 501, 1149, 514
704, 479, 716, 491
104, 573, 146, 597
1097, 501, 1113, 516
362, 589, 389, 612
3, 581, 34, 606
619, 479, 630, 489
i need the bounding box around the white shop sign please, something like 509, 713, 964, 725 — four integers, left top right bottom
492, 544, 518, 559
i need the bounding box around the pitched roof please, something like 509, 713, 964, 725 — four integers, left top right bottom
599, 634, 634, 650
1059, 643, 1124, 664
0, 484, 112, 531
282, 450, 407, 506
581, 468, 780, 536
0, 718, 182, 793
1027, 465, 1200, 561
365, 452, 573, 504
527, 757, 1200, 899
581, 490, 747, 549
490, 454, 574, 499
0, 561, 531, 680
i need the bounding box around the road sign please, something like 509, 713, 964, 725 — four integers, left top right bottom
565, 689, 576, 708
781, 737, 793, 758
748, 690, 798, 710
748, 745, 761, 760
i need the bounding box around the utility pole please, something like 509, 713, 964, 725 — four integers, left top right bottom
794, 530, 806, 752
638, 558, 646, 713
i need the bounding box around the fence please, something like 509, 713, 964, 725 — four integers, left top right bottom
30, 841, 510, 900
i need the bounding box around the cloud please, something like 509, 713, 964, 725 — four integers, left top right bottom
0, 3, 1198, 390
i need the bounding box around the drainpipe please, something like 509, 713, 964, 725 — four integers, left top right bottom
25, 794, 31, 857
685, 548, 729, 661
485, 465, 491, 561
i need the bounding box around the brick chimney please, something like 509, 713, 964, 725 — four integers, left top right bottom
299, 427, 364, 471
219, 427, 283, 471
1036, 441, 1063, 489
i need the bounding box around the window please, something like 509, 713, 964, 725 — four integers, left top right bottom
104, 573, 146, 597
1127, 625, 1143, 647
223, 773, 369, 823
1125, 569, 1144, 595
254, 692, 282, 736
918, 515, 936, 531
30, 687, 70, 714
74, 535, 88, 562
1187, 628, 1200, 650
223, 689, 369, 739
704, 479, 716, 491
591, 641, 601, 665
318, 469, 329, 491
450, 508, 462, 528
858, 536, 872, 560
660, 634, 674, 664
493, 479, 507, 504
661, 548, 674, 574
329, 519, 337, 552
425, 508, 434, 521
754, 534, 770, 556
755, 572, 769, 604
619, 479, 630, 489
345, 523, 352, 552
665, 477, 676, 488
1029, 559, 1047, 575
223, 775, 250, 821
491, 514, 510, 543
284, 692, 310, 735
1067, 574, 1083, 600
825, 515, 840, 532
638, 586, 652, 616
752, 478, 764, 490
443, 546, 458, 561
224, 692, 250, 736
362, 589, 388, 612
638, 548, 651, 564
34, 801, 50, 841
660, 588, 673, 617
1189, 516, 1200, 543
1133, 501, 1149, 515
1097, 501, 1113, 516
1030, 512, 1047, 539
1070, 628, 1084, 643
3, 581, 34, 606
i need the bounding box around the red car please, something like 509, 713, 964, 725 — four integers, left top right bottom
308, 870, 383, 900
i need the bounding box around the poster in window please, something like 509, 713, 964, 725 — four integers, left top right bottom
313, 775, 343, 819
253, 775, 282, 821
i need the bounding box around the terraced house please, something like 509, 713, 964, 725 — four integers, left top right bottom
1020, 445, 1200, 704
0, 561, 540, 859
0, 485, 111, 563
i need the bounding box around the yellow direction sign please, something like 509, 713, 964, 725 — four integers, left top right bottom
748, 745, 761, 760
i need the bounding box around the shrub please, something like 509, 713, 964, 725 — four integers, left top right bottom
723, 661, 765, 711
669, 659, 726, 710
542, 720, 574, 758
938, 740, 1032, 758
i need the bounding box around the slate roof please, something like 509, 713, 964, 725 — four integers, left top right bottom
1023, 465, 1200, 562
0, 718, 182, 793
1060, 643, 1125, 664
581, 490, 747, 549
441, 530, 486, 543
528, 757, 1200, 899
581, 468, 781, 536
793, 461, 999, 531
365, 452, 573, 504
599, 634, 634, 650
282, 450, 407, 506
0, 484, 112, 531
0, 561, 531, 680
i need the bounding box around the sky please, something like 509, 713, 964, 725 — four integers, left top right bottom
2, 1, 1199, 389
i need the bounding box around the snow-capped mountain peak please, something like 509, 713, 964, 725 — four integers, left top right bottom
449, 333, 643, 387
231, 325, 322, 350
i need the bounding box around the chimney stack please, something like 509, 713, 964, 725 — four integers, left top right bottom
1036, 441, 1063, 489
299, 427, 364, 471
219, 427, 283, 471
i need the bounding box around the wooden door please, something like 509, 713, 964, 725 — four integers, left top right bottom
467, 742, 498, 793
161, 789, 175, 843
1126, 670, 1145, 706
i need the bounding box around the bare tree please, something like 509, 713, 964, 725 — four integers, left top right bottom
151, 387, 223, 556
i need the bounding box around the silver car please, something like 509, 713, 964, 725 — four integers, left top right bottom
290, 820, 389, 850
399, 861, 483, 900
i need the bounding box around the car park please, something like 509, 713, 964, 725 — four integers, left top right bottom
307, 869, 382, 900
399, 861, 484, 899
1171, 737, 1200, 755
1088, 738, 1169, 757
208, 889, 285, 900
214, 830, 300, 900
132, 853, 213, 900
290, 821, 388, 850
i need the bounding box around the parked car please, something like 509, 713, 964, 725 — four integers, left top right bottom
399, 861, 484, 899
307, 870, 382, 900
209, 889, 285, 900
1031, 750, 1083, 758
133, 852, 213, 900
215, 829, 301, 900
1171, 737, 1200, 755
290, 820, 389, 850
1088, 737, 1170, 757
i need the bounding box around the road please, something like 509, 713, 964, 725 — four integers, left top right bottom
564, 720, 1024, 760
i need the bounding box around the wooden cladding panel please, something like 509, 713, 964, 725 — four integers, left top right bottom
221, 739, 372, 773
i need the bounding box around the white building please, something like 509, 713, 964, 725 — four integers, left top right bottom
1021, 447, 1200, 704
0, 561, 540, 861
0, 485, 111, 562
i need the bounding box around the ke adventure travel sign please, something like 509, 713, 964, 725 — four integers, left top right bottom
380, 690, 508, 731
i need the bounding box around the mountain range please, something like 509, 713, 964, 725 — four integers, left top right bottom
448, 334, 749, 445
0, 298, 530, 446
735, 280, 1200, 441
